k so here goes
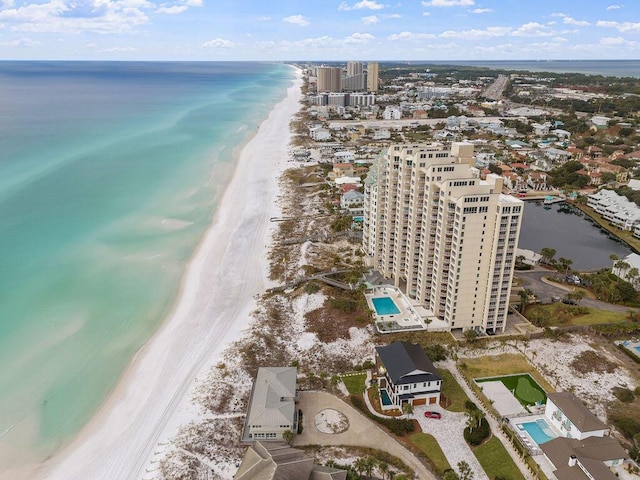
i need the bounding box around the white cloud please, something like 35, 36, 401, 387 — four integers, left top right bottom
552, 13, 590, 26
387, 31, 436, 40
471, 8, 492, 13
157, 5, 187, 14
282, 14, 309, 26
338, 0, 385, 11
511, 22, 557, 37
0, 0, 14, 8
99, 45, 136, 52
440, 25, 510, 38
344, 32, 374, 44
0, 36, 38, 46
422, 11, 430, 16
597, 20, 640, 32
421, 0, 474, 6
0, 0, 153, 34
202, 38, 234, 48
362, 14, 379, 24
257, 15, 271, 21
606, 4, 622, 10
600, 36, 639, 48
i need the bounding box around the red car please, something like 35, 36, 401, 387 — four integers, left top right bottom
424, 411, 441, 419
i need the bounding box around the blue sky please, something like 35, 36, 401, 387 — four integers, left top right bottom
0, 0, 638, 60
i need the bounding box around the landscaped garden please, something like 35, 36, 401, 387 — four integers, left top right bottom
476, 374, 547, 407
341, 372, 367, 395
526, 303, 629, 327
437, 368, 470, 412
473, 436, 525, 480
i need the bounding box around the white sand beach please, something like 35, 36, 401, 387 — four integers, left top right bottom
34, 68, 303, 480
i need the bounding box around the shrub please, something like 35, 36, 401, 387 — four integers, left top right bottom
465, 401, 478, 411
609, 413, 640, 439
305, 281, 321, 294
612, 387, 635, 403
424, 343, 448, 361
464, 418, 491, 446
350, 395, 415, 436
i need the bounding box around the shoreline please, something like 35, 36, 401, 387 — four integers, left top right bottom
30, 66, 302, 480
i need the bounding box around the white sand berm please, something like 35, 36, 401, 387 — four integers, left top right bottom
35, 68, 302, 480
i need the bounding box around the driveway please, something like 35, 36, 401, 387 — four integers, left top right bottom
412, 405, 488, 480
516, 269, 637, 312
293, 391, 436, 480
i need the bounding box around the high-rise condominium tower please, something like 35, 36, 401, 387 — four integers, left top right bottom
316, 66, 343, 92
364, 142, 523, 333
367, 62, 379, 92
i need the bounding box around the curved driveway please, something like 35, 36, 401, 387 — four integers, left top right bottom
516, 270, 637, 313
293, 391, 436, 480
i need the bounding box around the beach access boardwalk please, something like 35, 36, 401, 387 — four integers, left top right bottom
294, 391, 436, 480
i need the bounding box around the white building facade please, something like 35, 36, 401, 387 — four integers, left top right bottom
364, 142, 523, 332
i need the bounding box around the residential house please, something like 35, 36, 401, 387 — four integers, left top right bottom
611, 252, 640, 288
545, 392, 609, 440
587, 189, 640, 230
334, 151, 356, 163
531, 121, 552, 136
383, 106, 402, 120
543, 148, 571, 163
541, 391, 627, 480
241, 367, 298, 443
527, 171, 549, 191
587, 145, 604, 159
375, 341, 442, 410
329, 163, 355, 180
309, 126, 331, 141
340, 190, 364, 216
235, 442, 346, 480
590, 115, 611, 129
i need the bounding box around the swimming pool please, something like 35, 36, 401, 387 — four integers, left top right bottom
372, 297, 401, 316
380, 389, 392, 406
635, 346, 640, 353
517, 419, 556, 445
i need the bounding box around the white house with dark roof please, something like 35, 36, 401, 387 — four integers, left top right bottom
242, 367, 298, 443
545, 392, 609, 440
374, 341, 441, 410
540, 392, 627, 480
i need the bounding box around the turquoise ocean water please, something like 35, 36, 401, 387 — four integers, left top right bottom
0, 61, 293, 465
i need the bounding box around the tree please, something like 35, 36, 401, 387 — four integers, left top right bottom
282, 429, 294, 445
519, 288, 534, 313
463, 329, 478, 342
558, 257, 573, 276
573, 289, 587, 305
443, 471, 460, 480
402, 402, 414, 416
378, 462, 389, 480
457, 461, 474, 480
364, 456, 377, 478
541, 247, 557, 265
353, 458, 366, 478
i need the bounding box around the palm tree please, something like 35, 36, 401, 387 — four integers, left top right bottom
282, 429, 294, 445
573, 289, 587, 305
519, 288, 534, 313
402, 402, 414, 417
541, 247, 556, 265
353, 458, 366, 478
457, 460, 474, 480
378, 462, 389, 480
628, 267, 639, 287
364, 456, 377, 478
558, 257, 573, 276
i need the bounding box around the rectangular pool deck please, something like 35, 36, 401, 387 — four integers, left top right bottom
365, 285, 449, 334
510, 415, 560, 456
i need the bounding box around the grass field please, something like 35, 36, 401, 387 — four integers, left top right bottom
437, 368, 470, 412
459, 353, 555, 394
474, 436, 525, 480
409, 433, 451, 475
526, 304, 628, 326
477, 374, 547, 406
341, 372, 367, 395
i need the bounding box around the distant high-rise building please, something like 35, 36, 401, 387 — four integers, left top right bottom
347, 61, 364, 77
364, 142, 523, 333
367, 62, 379, 92
316, 66, 343, 92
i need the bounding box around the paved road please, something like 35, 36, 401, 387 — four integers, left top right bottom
515, 270, 637, 313
294, 391, 436, 480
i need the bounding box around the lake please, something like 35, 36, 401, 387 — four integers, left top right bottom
517, 202, 633, 271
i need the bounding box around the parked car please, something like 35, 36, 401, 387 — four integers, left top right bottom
424, 411, 441, 419
562, 297, 578, 305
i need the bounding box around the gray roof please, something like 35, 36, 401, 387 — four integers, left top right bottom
540, 436, 626, 480
246, 367, 297, 431
375, 341, 441, 385
547, 392, 608, 433
235, 443, 346, 480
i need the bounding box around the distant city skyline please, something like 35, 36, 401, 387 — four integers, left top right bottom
0, 1, 638, 60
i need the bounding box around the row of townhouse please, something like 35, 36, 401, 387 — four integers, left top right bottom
587, 189, 640, 231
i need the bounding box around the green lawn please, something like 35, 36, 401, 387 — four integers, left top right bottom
477, 374, 546, 406
410, 433, 451, 475
341, 372, 367, 395
474, 436, 525, 480
527, 304, 628, 326
437, 368, 470, 412
459, 354, 555, 393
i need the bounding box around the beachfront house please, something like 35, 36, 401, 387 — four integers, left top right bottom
241, 367, 298, 443
235, 442, 346, 480
545, 392, 609, 440
374, 341, 441, 411
340, 190, 364, 216
540, 392, 627, 480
